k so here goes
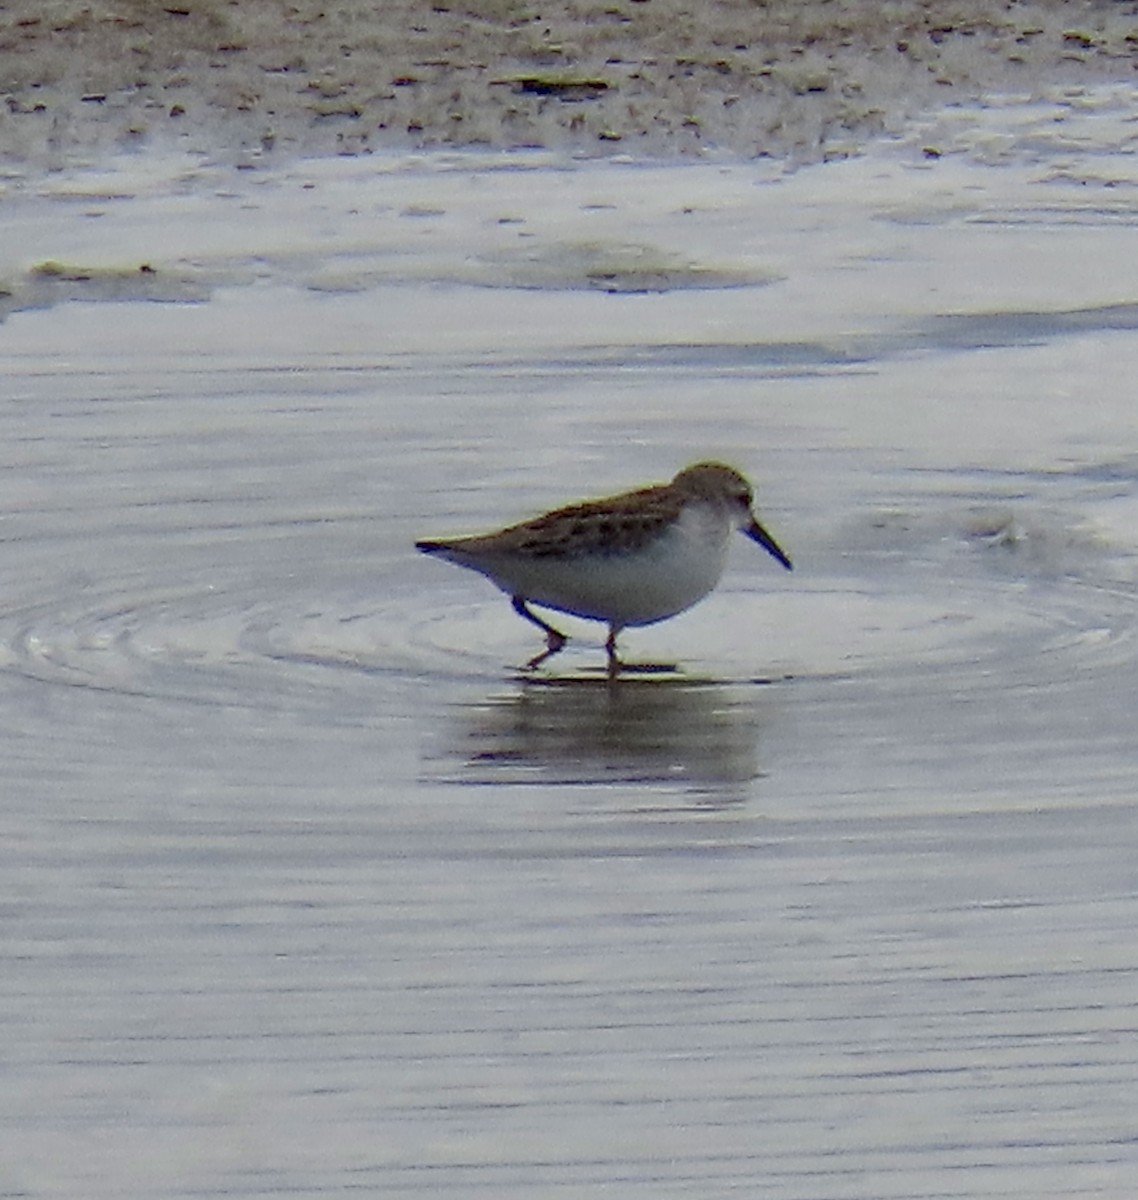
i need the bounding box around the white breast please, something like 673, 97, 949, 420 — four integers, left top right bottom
489, 503, 732, 628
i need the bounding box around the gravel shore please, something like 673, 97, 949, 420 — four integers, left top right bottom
2, 1, 1137, 167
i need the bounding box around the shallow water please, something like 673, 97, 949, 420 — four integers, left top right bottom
2, 94, 1138, 1197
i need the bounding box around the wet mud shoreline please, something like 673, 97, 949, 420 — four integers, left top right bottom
2, 0, 1138, 167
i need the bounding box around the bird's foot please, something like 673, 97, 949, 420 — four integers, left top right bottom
524, 628, 568, 671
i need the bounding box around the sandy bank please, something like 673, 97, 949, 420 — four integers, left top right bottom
2, 1, 1137, 167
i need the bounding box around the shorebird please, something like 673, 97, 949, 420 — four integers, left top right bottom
416, 461, 792, 674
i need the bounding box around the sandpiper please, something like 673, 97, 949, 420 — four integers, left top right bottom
416, 461, 792, 674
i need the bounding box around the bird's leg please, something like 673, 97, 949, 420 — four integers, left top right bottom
605, 626, 622, 678
607, 627, 675, 676
512, 596, 568, 669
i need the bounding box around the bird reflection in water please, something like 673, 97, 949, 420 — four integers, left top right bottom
448, 673, 777, 802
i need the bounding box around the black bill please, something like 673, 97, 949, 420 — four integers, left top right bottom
744, 518, 793, 570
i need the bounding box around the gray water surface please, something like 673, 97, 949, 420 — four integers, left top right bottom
2, 130, 1138, 1197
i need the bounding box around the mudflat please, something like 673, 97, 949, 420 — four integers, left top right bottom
2, 0, 1137, 165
